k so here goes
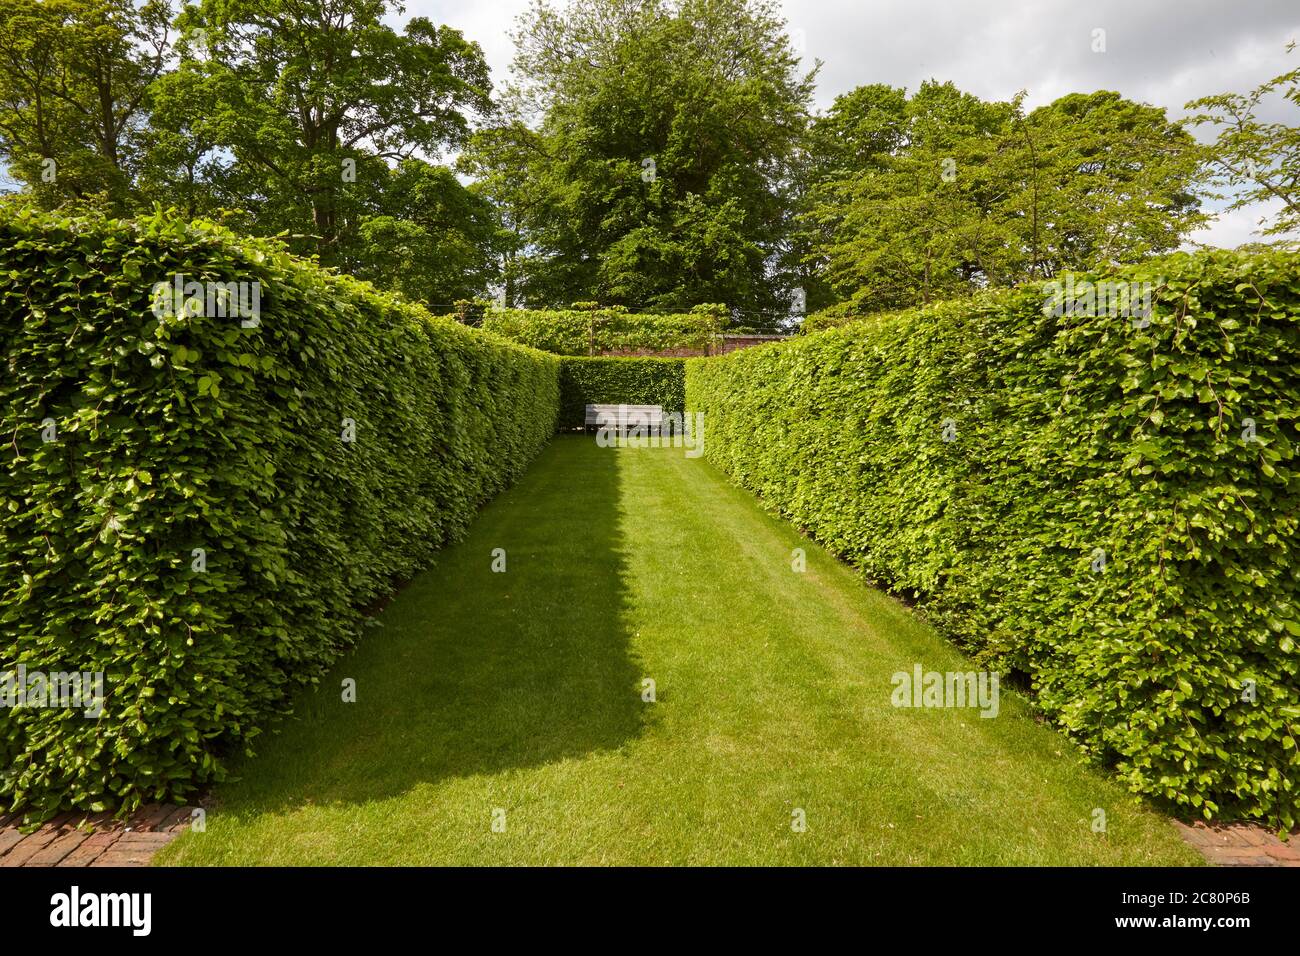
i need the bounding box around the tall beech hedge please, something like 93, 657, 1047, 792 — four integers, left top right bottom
0, 212, 559, 817
688, 249, 1300, 825
558, 357, 686, 429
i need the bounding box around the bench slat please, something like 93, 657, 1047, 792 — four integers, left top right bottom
584, 404, 664, 427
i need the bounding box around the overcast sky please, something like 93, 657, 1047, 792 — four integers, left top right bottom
408, 0, 1300, 248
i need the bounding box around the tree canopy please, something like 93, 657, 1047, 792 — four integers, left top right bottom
798, 82, 1206, 314
0, 0, 500, 305
0, 0, 1290, 318
0, 0, 171, 209
462, 0, 815, 323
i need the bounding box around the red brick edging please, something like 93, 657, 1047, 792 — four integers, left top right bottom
1174, 820, 1300, 867
0, 804, 191, 867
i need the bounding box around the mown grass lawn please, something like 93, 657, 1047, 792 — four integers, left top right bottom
158, 435, 1200, 865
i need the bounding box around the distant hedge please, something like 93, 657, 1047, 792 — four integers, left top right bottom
798, 308, 870, 335
480, 304, 723, 356
559, 357, 686, 429
689, 250, 1300, 825
0, 211, 559, 818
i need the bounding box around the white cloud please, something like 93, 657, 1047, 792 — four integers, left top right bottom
406, 0, 1299, 116
774, 0, 1299, 114
1190, 199, 1297, 249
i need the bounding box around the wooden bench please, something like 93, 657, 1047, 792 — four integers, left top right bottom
584, 403, 664, 434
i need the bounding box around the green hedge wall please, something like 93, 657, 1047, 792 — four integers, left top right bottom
0, 211, 560, 817
688, 249, 1300, 825
480, 305, 723, 355
558, 357, 686, 429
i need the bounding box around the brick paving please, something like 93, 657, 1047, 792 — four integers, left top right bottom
0, 805, 192, 867
1174, 820, 1300, 867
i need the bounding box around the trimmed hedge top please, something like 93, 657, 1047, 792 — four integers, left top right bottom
1, 210, 560, 818
478, 304, 723, 355
689, 249, 1300, 826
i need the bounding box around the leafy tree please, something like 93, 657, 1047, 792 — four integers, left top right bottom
463, 0, 815, 323
0, 0, 502, 305
352, 159, 503, 304
0, 0, 172, 210
1186, 44, 1300, 237
146, 0, 494, 273
1020, 92, 1205, 276
785, 83, 906, 311
801, 83, 1206, 313
801, 82, 1020, 310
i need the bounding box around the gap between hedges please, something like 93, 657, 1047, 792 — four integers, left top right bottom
558, 357, 686, 429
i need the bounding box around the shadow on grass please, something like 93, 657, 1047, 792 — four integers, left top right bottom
218, 436, 644, 811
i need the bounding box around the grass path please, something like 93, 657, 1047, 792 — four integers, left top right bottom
158, 436, 1200, 865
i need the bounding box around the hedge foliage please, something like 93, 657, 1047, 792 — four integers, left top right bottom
558, 357, 686, 429
688, 250, 1300, 825
480, 304, 724, 356
798, 307, 871, 335
0, 211, 560, 817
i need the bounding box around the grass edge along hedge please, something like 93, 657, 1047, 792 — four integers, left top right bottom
0, 210, 560, 819
688, 249, 1300, 826
558, 357, 686, 429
